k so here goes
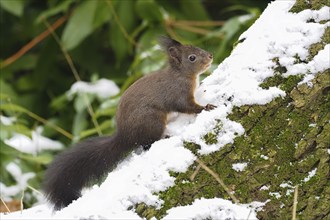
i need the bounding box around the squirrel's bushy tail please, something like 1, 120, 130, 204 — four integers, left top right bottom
43, 133, 128, 210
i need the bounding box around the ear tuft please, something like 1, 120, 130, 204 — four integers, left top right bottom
158, 36, 181, 50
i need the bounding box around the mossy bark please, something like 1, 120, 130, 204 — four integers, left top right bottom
136, 1, 330, 219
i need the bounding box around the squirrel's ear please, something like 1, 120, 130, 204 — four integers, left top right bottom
168, 46, 181, 64
158, 36, 181, 50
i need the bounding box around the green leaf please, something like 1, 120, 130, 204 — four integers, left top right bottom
95, 107, 116, 119
1, 140, 54, 165
0, 81, 18, 101
214, 16, 245, 61
136, 0, 163, 23
50, 93, 69, 111
20, 153, 53, 165
61, 0, 97, 50
0, 124, 31, 139
36, 0, 74, 23
93, 1, 111, 28
179, 0, 209, 20
0, 93, 11, 100
72, 111, 88, 138
73, 93, 95, 113
79, 120, 113, 139
0, 0, 25, 17
62, 0, 110, 50
109, 0, 136, 64
0, 102, 28, 113
0, 140, 20, 155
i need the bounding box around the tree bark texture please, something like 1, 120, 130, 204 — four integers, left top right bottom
136, 0, 330, 219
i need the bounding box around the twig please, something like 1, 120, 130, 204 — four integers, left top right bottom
1, 15, 67, 69
27, 185, 43, 196
106, 0, 136, 46
196, 158, 239, 204
165, 19, 223, 39
20, 190, 25, 213
190, 164, 201, 181
174, 20, 225, 27
0, 197, 11, 213
172, 24, 211, 35
164, 19, 184, 42
25, 107, 74, 140
292, 185, 298, 220
5, 98, 73, 140
42, 19, 103, 136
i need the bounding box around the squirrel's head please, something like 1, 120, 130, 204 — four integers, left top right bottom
159, 36, 213, 75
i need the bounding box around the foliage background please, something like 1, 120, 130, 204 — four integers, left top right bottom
0, 0, 270, 210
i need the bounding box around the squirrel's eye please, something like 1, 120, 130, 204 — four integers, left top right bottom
188, 54, 196, 62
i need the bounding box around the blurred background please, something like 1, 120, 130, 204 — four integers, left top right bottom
0, 0, 270, 211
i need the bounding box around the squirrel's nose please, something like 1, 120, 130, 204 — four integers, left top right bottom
208, 53, 213, 59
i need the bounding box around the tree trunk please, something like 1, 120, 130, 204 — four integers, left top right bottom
136, 0, 330, 219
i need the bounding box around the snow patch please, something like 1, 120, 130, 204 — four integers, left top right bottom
298, 44, 330, 86
67, 79, 120, 100
303, 168, 317, 182
163, 198, 262, 220
260, 185, 270, 191
232, 162, 248, 172
4, 127, 63, 155
0, 115, 16, 125
0, 163, 35, 201
269, 192, 281, 199
260, 155, 269, 160
54, 137, 196, 219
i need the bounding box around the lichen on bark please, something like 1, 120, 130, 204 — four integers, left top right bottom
136, 1, 330, 219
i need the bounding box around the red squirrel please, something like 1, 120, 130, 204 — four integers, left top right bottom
43, 36, 215, 210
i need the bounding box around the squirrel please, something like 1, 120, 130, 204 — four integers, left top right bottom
43, 36, 215, 210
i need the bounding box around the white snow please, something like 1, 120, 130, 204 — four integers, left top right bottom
260, 154, 269, 160
163, 198, 261, 220
232, 162, 248, 172
298, 44, 330, 86
303, 168, 317, 182
67, 78, 120, 100
0, 115, 16, 125
0, 163, 35, 201
280, 182, 293, 189
280, 182, 295, 196
4, 127, 63, 155
2, 0, 329, 219
269, 192, 281, 199
260, 185, 270, 191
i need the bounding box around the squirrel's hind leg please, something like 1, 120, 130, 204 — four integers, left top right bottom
136, 112, 166, 149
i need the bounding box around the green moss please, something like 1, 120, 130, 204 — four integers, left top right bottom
308, 27, 330, 60
183, 141, 200, 155
137, 69, 329, 219
312, 0, 330, 9
135, 2, 330, 219
290, 0, 329, 13
260, 74, 283, 89
203, 132, 218, 145
202, 119, 223, 145
271, 57, 287, 74
135, 203, 157, 220
308, 43, 326, 60
322, 27, 330, 44
290, 0, 310, 13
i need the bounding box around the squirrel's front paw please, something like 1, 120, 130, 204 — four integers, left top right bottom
204, 104, 216, 111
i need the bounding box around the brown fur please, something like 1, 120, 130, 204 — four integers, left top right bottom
43, 36, 214, 210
